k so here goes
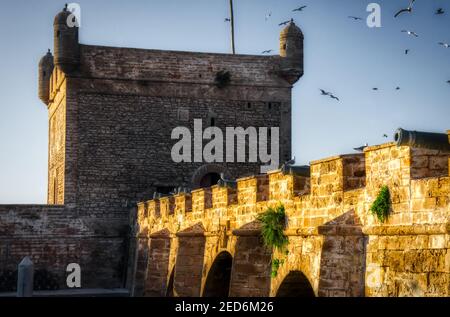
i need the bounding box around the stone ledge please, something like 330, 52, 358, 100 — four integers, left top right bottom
310, 154, 361, 165
364, 142, 397, 152
363, 223, 449, 236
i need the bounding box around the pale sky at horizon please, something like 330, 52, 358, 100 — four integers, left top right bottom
0, 0, 449, 203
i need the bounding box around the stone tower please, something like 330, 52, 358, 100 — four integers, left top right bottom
32, 6, 304, 288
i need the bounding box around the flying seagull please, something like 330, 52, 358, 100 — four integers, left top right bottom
438, 42, 450, 48
293, 6, 307, 12
261, 49, 273, 54
435, 8, 445, 15
348, 16, 363, 21
319, 89, 339, 101
224, 18, 231, 22
383, 134, 389, 138
401, 30, 419, 37
354, 143, 369, 152
394, 0, 416, 18
373, 88, 379, 91
405, 49, 410, 55
396, 87, 401, 90
279, 19, 292, 26
320, 89, 331, 96
330, 94, 340, 101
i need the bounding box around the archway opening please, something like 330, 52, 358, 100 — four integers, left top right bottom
200, 173, 221, 188
202, 251, 232, 297
276, 271, 315, 297
166, 268, 175, 297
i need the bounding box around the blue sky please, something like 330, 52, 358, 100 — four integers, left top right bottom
0, 0, 449, 203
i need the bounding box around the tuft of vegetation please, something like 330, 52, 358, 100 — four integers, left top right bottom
257, 204, 289, 252
370, 185, 391, 222
271, 258, 284, 278
214, 70, 231, 88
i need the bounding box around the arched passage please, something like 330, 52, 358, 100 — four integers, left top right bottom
166, 268, 175, 297
202, 251, 232, 297
276, 271, 315, 297
200, 173, 221, 188
191, 164, 230, 189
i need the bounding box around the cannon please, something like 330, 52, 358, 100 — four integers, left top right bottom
394, 128, 450, 152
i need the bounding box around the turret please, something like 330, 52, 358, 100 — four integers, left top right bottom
54, 4, 80, 73
38, 49, 54, 104
279, 19, 304, 84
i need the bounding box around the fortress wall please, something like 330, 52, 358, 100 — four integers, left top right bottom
68, 55, 291, 221
0, 205, 128, 291
361, 143, 449, 296
136, 142, 449, 297
78, 45, 288, 88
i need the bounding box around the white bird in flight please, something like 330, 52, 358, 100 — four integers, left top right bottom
401, 30, 419, 37
438, 42, 450, 48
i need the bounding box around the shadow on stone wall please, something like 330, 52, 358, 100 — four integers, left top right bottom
317, 210, 367, 297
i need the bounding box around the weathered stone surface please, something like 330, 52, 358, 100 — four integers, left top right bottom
137, 142, 449, 297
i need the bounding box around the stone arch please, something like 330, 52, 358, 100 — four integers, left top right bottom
191, 164, 231, 189
202, 251, 233, 297
276, 271, 315, 297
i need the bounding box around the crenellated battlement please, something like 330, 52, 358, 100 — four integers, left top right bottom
133, 140, 449, 297
138, 142, 449, 238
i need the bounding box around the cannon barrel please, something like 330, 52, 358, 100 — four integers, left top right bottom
394, 128, 450, 152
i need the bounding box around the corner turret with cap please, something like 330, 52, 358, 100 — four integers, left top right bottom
38, 49, 54, 104
54, 4, 80, 74
279, 19, 304, 84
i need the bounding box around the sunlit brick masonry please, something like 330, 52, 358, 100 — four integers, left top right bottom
134, 133, 450, 297
0, 6, 448, 298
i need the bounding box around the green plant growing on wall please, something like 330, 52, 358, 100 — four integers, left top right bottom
271, 258, 284, 278
370, 185, 391, 222
258, 204, 289, 252
257, 204, 289, 278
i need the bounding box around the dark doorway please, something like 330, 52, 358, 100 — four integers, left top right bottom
202, 252, 232, 297
200, 173, 221, 188
276, 271, 315, 297
166, 268, 175, 297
